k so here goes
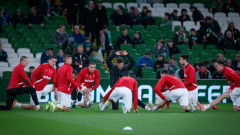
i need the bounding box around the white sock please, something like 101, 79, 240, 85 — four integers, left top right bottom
205, 104, 211, 110
145, 106, 148, 110
56, 104, 61, 108
36, 105, 40, 109
15, 103, 22, 107
87, 101, 90, 105
102, 102, 110, 111
153, 106, 159, 111
75, 102, 79, 106
187, 106, 191, 111
56, 101, 59, 104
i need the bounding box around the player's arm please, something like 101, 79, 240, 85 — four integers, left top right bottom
31, 65, 43, 84
91, 70, 100, 91
133, 81, 138, 113
102, 80, 119, 102
18, 68, 34, 88
183, 69, 193, 87
67, 68, 80, 88
75, 69, 84, 90
106, 53, 116, 69
52, 70, 58, 88
153, 78, 166, 100
228, 71, 240, 90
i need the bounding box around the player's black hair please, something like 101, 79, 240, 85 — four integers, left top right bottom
50, 56, 57, 60
216, 61, 224, 66
29, 66, 35, 69
73, 70, 78, 75
163, 61, 169, 64
117, 57, 124, 63
63, 54, 71, 62
118, 5, 123, 10
180, 54, 189, 62
190, 28, 195, 32
89, 61, 96, 65
161, 70, 169, 75
145, 51, 151, 55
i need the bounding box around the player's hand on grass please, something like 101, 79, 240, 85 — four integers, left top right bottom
134, 109, 138, 113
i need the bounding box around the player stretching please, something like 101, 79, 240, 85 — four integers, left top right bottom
0, 56, 40, 110
148, 70, 193, 112
198, 61, 240, 111
99, 77, 139, 113
179, 55, 217, 110
73, 62, 100, 108
155, 86, 170, 109
50, 54, 80, 112
14, 56, 58, 110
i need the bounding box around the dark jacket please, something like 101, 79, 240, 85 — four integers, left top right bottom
82, 7, 97, 31
107, 53, 135, 87
171, 14, 179, 21
27, 13, 44, 24
141, 15, 156, 26
0, 49, 8, 62
95, 6, 108, 30
188, 33, 203, 47
40, 50, 55, 64
232, 60, 240, 71
199, 20, 221, 37
116, 34, 131, 50
167, 45, 180, 56
110, 11, 130, 26
209, 64, 217, 75
192, 9, 204, 23
131, 38, 145, 49
224, 27, 240, 41
52, 29, 68, 46
178, 15, 190, 23
57, 55, 64, 67
154, 60, 164, 72
213, 71, 225, 79
0, 12, 12, 25
173, 32, 187, 45
219, 37, 235, 50
71, 52, 90, 73
12, 14, 26, 26
130, 14, 142, 25
223, 2, 239, 14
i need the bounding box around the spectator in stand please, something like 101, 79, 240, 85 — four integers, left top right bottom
178, 9, 190, 24
70, 25, 85, 45
169, 56, 179, 69
213, 70, 225, 79
188, 28, 203, 49
116, 27, 131, 50
136, 52, 153, 77
196, 63, 212, 79
28, 66, 35, 79
175, 67, 184, 79
0, 43, 8, 62
162, 61, 175, 75
219, 31, 235, 51
27, 7, 44, 29
142, 10, 155, 28
199, 16, 221, 45
84, 37, 93, 50
173, 27, 187, 45
153, 40, 169, 58
96, 0, 108, 47
110, 5, 129, 26
100, 25, 113, 58
130, 8, 142, 26
194, 62, 200, 71
39, 0, 54, 19
0, 7, 12, 34
232, 53, 240, 71
141, 6, 148, 17
162, 12, 172, 26
71, 45, 89, 73
212, 0, 224, 14
217, 53, 226, 62
12, 9, 26, 29
128, 7, 135, 18
131, 31, 145, 49
57, 49, 64, 67
66, 0, 83, 26
81, 1, 97, 43
85, 43, 94, 59
51, 4, 63, 16
204, 59, 210, 70
41, 48, 55, 64
224, 22, 240, 42
209, 59, 217, 75
226, 59, 233, 68
171, 10, 179, 21
52, 25, 68, 49
167, 39, 180, 56
190, 6, 204, 24
154, 54, 164, 72
223, 0, 239, 15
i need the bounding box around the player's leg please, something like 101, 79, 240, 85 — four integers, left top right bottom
0, 88, 17, 110
76, 91, 89, 108
112, 100, 119, 110
189, 89, 198, 109
51, 92, 71, 112
150, 100, 167, 111
101, 88, 122, 112
178, 89, 191, 112
17, 87, 40, 108
122, 88, 132, 113
231, 88, 240, 111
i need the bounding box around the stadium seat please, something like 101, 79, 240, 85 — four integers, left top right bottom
179, 3, 191, 9
133, 25, 145, 31
139, 3, 151, 9
17, 48, 30, 54
214, 12, 227, 17
126, 2, 138, 9
198, 8, 209, 13
166, 3, 178, 8
192, 3, 204, 8
0, 62, 9, 67
228, 12, 239, 18
102, 2, 112, 8
113, 2, 125, 10
2, 71, 12, 78
183, 21, 195, 27
152, 3, 164, 8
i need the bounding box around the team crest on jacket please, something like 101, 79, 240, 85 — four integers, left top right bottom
83, 57, 85, 60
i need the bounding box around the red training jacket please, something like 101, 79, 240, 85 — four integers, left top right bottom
222, 67, 240, 90
184, 63, 198, 91
76, 68, 100, 90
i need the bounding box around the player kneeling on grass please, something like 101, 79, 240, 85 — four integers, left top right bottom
99, 77, 138, 113
72, 62, 100, 108
148, 70, 195, 112
155, 88, 170, 110
49, 54, 81, 112
198, 61, 240, 111
14, 56, 58, 110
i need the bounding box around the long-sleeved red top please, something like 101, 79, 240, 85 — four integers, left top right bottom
222, 67, 240, 90
183, 63, 198, 91
103, 77, 138, 110
76, 68, 100, 90
7, 64, 33, 89
31, 63, 57, 91
56, 63, 80, 94
154, 75, 186, 100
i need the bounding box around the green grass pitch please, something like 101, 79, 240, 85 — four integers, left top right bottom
0, 103, 239, 135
